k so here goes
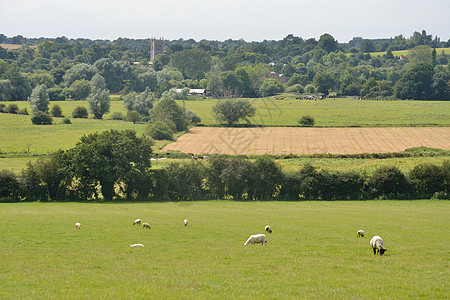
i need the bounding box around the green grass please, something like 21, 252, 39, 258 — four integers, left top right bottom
178, 98, 450, 127
0, 201, 448, 298
346, 47, 450, 57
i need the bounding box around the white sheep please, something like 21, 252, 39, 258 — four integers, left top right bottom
142, 222, 151, 229
130, 243, 144, 247
184, 219, 188, 226
133, 219, 141, 226
370, 235, 387, 255
265, 225, 272, 234
244, 234, 267, 246
357, 229, 365, 238
75, 222, 81, 229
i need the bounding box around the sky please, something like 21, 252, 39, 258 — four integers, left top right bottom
1, 0, 449, 43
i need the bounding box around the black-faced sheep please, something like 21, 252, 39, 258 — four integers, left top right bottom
370, 235, 387, 255
133, 219, 141, 226
142, 223, 151, 229
184, 219, 188, 226
357, 229, 365, 237
265, 225, 272, 233
75, 222, 81, 229
244, 234, 267, 246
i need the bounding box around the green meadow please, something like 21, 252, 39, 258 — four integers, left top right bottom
346, 47, 450, 57
0, 201, 448, 298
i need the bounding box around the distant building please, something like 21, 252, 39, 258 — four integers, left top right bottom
150, 38, 164, 62
265, 71, 290, 84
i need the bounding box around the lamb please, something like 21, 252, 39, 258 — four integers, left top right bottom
130, 243, 144, 247
184, 219, 188, 226
370, 235, 387, 255
75, 222, 81, 229
244, 234, 267, 246
142, 222, 151, 229
133, 219, 141, 226
357, 229, 365, 238
265, 225, 272, 234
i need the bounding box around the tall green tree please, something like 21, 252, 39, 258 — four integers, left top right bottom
28, 84, 50, 112
212, 99, 256, 125
86, 87, 110, 119
394, 62, 434, 100
151, 97, 188, 131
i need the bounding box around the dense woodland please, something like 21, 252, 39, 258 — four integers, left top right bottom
0, 30, 449, 102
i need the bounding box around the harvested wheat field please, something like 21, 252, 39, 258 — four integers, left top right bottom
162, 127, 450, 155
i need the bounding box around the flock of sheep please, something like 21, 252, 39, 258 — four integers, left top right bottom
74, 221, 386, 255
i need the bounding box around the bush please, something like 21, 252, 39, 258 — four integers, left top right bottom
110, 112, 125, 120
61, 117, 71, 124
125, 110, 142, 123
409, 163, 445, 198
6, 104, 19, 114
31, 111, 53, 125
47, 86, 65, 101
146, 121, 174, 140
298, 115, 315, 126
18, 108, 28, 115
368, 166, 409, 198
50, 104, 63, 117
0, 170, 21, 202
285, 84, 305, 94
72, 106, 88, 118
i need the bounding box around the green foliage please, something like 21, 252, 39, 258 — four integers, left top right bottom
6, 103, 19, 114
145, 121, 174, 140
72, 106, 88, 118
298, 115, 315, 126
170, 48, 212, 79
409, 163, 446, 198
61, 117, 71, 124
0, 170, 21, 202
212, 99, 256, 125
151, 97, 188, 131
28, 84, 50, 112
50, 104, 63, 117
184, 108, 201, 125
125, 110, 142, 124
68, 79, 91, 100
394, 63, 434, 100
31, 111, 53, 125
368, 166, 410, 198
259, 78, 284, 97
86, 87, 110, 119
110, 111, 125, 120
64, 129, 153, 200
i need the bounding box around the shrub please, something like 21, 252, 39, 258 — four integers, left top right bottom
47, 86, 65, 101
61, 117, 71, 124
50, 104, 63, 117
18, 108, 29, 115
125, 110, 142, 123
298, 115, 315, 126
31, 111, 53, 125
146, 121, 174, 140
0, 104, 5, 112
72, 106, 88, 118
409, 163, 445, 198
0, 170, 21, 202
110, 112, 125, 120
368, 166, 409, 198
285, 84, 305, 94
6, 104, 19, 114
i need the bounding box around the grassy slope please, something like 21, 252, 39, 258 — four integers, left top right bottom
0, 201, 448, 298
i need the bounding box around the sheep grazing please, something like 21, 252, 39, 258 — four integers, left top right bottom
184, 219, 188, 226
130, 243, 144, 247
75, 222, 81, 229
142, 222, 151, 229
370, 235, 387, 255
265, 225, 272, 234
244, 234, 267, 246
357, 229, 365, 238
133, 219, 141, 226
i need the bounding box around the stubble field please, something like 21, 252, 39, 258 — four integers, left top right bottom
162, 126, 450, 155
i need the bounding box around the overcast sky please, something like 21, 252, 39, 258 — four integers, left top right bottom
1, 0, 449, 42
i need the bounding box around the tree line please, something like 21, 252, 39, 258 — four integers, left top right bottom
0, 30, 449, 102
0, 130, 448, 202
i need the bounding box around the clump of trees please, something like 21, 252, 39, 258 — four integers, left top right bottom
1, 131, 448, 202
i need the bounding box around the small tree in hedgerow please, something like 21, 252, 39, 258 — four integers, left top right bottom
298, 115, 315, 126
87, 87, 110, 119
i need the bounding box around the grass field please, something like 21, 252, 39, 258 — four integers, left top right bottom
178, 98, 450, 127
0, 201, 448, 298
367, 47, 450, 57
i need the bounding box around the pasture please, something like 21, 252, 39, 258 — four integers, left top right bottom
0, 201, 448, 298
162, 127, 450, 155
